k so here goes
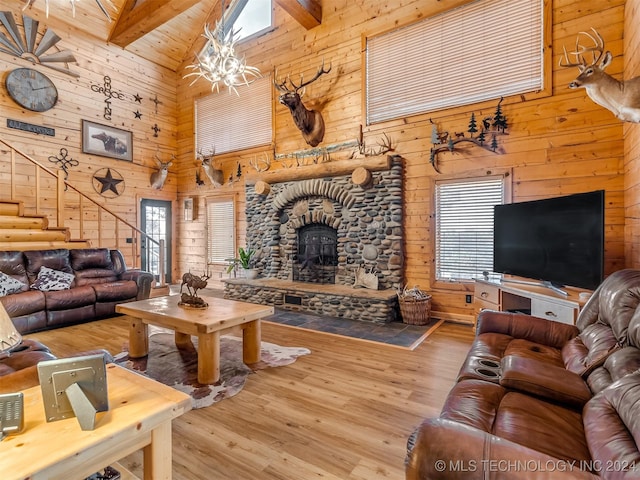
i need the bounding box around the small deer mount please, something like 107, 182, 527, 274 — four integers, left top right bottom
429, 97, 508, 173
149, 153, 174, 190
197, 147, 224, 187
559, 28, 640, 123
274, 60, 332, 147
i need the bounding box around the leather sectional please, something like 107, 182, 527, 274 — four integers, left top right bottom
0, 248, 153, 334
406, 269, 640, 479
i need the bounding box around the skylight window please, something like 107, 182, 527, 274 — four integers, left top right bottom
225, 0, 272, 42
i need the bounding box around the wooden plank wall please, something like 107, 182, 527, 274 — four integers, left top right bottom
0, 1, 630, 322
176, 0, 628, 323
625, 0, 640, 269
0, 0, 178, 270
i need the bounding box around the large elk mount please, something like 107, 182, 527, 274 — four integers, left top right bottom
274, 60, 332, 147
559, 28, 640, 123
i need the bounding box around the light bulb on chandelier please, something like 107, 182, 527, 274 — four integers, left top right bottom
21, 0, 116, 21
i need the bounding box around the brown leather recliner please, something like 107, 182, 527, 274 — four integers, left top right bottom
457, 269, 640, 393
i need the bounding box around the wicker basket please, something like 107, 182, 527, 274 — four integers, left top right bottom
398, 294, 432, 325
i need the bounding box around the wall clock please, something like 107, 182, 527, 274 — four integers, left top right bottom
5, 68, 58, 112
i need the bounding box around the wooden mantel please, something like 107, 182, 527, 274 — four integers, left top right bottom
244, 155, 397, 185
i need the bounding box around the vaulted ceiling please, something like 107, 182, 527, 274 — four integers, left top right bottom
18, 0, 321, 71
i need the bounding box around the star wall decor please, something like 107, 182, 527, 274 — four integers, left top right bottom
92, 167, 124, 197
134, 93, 142, 103
134, 110, 142, 119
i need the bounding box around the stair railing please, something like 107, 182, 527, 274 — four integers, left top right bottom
0, 137, 166, 287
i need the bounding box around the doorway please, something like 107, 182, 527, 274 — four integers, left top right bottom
141, 199, 172, 284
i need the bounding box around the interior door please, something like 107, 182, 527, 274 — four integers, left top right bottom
141, 199, 172, 284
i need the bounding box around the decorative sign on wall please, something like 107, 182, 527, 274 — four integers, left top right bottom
7, 119, 55, 136
90, 76, 126, 120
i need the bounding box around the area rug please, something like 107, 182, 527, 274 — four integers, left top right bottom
114, 327, 310, 409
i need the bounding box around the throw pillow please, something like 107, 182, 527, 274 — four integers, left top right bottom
0, 271, 26, 296
31, 266, 75, 292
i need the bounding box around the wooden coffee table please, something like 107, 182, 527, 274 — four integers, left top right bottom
116, 296, 274, 384
2, 364, 191, 480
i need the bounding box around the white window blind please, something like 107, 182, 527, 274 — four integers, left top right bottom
435, 176, 505, 281
366, 0, 543, 124
207, 198, 235, 263
195, 75, 272, 155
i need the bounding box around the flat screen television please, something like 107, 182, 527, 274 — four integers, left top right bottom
493, 190, 604, 291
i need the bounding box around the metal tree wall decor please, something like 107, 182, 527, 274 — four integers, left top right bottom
429, 97, 508, 173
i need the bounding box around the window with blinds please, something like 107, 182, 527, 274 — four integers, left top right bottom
195, 75, 273, 155
206, 198, 235, 263
435, 176, 506, 282
365, 0, 544, 124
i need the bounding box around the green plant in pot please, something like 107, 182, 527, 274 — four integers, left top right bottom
226, 247, 258, 279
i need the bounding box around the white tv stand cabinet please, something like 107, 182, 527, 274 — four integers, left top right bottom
474, 277, 593, 326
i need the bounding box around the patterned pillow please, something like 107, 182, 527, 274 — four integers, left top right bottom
30, 266, 75, 292
0, 271, 26, 296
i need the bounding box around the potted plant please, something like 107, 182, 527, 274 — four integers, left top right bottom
226, 247, 258, 279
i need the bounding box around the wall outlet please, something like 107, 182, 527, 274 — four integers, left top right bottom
465, 294, 472, 304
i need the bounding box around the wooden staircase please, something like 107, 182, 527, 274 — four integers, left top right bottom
0, 200, 90, 251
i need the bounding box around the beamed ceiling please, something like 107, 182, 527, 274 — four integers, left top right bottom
17, 0, 321, 71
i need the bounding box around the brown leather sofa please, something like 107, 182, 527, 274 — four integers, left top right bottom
406, 269, 640, 479
0, 248, 153, 334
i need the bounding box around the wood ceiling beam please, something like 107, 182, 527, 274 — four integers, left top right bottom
275, 0, 322, 30
109, 0, 202, 47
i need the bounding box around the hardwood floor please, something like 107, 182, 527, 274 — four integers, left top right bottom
25, 316, 475, 479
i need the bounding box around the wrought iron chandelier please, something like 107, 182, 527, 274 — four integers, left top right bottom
184, 1, 261, 94
22, 0, 116, 21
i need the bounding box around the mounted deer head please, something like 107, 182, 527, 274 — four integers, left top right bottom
274, 60, 332, 147
197, 147, 223, 187
150, 154, 174, 190
560, 28, 640, 123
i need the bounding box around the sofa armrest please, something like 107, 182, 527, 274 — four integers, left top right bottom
500, 356, 592, 409
119, 269, 154, 300
476, 310, 580, 348
406, 417, 598, 479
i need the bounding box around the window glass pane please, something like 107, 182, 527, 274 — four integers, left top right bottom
366, 0, 543, 123
231, 0, 272, 41
435, 177, 505, 281
207, 199, 235, 263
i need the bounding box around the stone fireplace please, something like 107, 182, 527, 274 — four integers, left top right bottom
224, 156, 404, 323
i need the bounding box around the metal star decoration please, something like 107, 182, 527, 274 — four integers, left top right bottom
134, 110, 142, 119
93, 168, 124, 197
134, 93, 142, 103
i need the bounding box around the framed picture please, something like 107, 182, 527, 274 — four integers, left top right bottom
82, 120, 133, 162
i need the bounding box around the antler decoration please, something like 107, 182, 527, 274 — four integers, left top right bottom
429, 97, 508, 173
249, 152, 272, 173
355, 125, 395, 157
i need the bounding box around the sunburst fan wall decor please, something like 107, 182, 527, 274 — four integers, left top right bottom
0, 11, 78, 77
